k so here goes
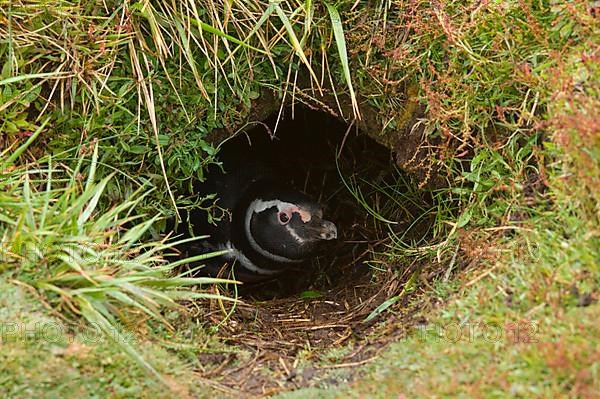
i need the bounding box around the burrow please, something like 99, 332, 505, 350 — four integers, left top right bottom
177, 104, 449, 393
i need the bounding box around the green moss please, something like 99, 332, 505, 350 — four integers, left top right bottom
0, 277, 220, 398
276, 205, 599, 397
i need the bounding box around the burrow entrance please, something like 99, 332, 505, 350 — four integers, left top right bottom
185, 105, 441, 394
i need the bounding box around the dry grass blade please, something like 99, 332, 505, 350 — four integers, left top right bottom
325, 2, 360, 120
273, 2, 322, 94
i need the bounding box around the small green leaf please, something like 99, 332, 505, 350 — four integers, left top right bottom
457, 209, 472, 228
157, 134, 170, 146
300, 290, 323, 299
127, 145, 150, 154
364, 296, 402, 323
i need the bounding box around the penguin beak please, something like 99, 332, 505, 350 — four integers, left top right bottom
317, 220, 337, 240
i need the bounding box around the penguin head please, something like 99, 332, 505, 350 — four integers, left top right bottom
242, 186, 337, 263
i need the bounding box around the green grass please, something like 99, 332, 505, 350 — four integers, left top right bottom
1, 0, 599, 397
297, 305, 598, 398
0, 138, 236, 385
0, 276, 222, 398
277, 161, 599, 397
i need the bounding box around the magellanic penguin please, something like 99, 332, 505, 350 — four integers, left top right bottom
176, 158, 338, 283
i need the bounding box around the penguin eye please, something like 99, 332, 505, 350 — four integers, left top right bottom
278, 211, 291, 225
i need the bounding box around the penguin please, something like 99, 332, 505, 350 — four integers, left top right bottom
174, 147, 338, 283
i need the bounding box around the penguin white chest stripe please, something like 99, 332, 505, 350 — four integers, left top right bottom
219, 242, 280, 275
245, 199, 305, 263
284, 224, 304, 243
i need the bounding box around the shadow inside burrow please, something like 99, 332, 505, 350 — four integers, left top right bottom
181, 104, 433, 301
170, 104, 442, 395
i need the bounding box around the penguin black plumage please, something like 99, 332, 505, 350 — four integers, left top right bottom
175, 145, 338, 283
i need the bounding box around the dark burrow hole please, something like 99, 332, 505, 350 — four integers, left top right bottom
184, 105, 433, 300
175, 105, 438, 392
186, 106, 412, 301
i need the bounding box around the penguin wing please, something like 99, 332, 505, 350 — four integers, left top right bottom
190, 161, 275, 245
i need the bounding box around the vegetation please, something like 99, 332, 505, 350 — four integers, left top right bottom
1, 0, 598, 397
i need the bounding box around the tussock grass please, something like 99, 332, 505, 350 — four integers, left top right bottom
1, 0, 361, 387
0, 137, 235, 384
1, 0, 359, 212
1, 0, 598, 396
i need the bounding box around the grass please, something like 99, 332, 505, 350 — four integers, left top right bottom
0, 276, 220, 398
1, 0, 599, 397
277, 196, 599, 397
0, 136, 235, 385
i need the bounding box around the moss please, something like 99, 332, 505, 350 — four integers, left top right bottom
0, 278, 217, 398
